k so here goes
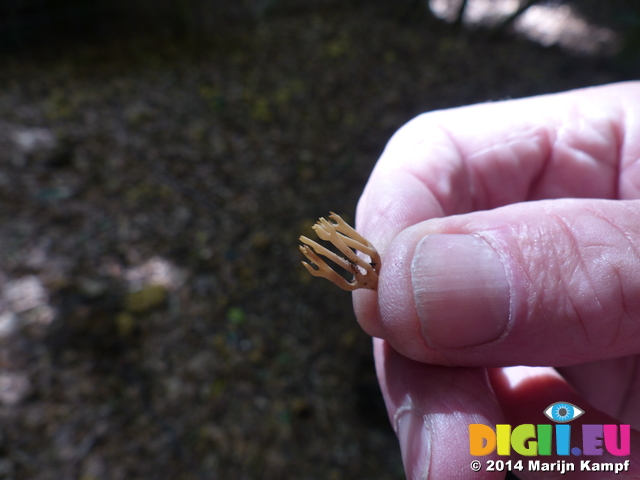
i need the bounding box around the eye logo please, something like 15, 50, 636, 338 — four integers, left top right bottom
543, 402, 584, 423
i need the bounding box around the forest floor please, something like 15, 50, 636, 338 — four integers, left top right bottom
0, 2, 636, 479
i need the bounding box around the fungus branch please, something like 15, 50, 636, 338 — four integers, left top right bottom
299, 212, 380, 291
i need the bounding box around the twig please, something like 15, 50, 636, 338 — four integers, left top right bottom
453, 0, 469, 27
492, 0, 540, 33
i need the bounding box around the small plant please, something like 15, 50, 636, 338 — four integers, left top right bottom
299, 213, 380, 291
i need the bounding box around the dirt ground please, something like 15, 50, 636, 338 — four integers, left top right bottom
0, 2, 636, 479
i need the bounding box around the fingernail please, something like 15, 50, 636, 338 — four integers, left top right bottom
411, 234, 510, 349
395, 406, 431, 480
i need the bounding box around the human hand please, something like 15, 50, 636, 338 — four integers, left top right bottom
353, 82, 640, 479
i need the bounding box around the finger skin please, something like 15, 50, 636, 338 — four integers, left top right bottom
559, 358, 640, 428
369, 198, 640, 367
353, 82, 640, 366
377, 343, 640, 480
355, 82, 640, 256
374, 338, 505, 480
362, 82, 640, 480
488, 366, 640, 480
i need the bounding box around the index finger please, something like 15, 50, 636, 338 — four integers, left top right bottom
356, 82, 640, 255
354, 82, 640, 341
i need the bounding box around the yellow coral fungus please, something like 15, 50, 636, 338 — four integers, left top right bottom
299, 212, 380, 291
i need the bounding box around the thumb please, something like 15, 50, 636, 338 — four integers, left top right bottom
364, 198, 640, 366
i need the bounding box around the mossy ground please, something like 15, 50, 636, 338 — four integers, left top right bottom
0, 2, 635, 479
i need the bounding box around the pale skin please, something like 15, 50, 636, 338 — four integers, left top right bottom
352, 82, 640, 479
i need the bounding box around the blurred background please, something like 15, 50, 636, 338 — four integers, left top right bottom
0, 0, 638, 479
